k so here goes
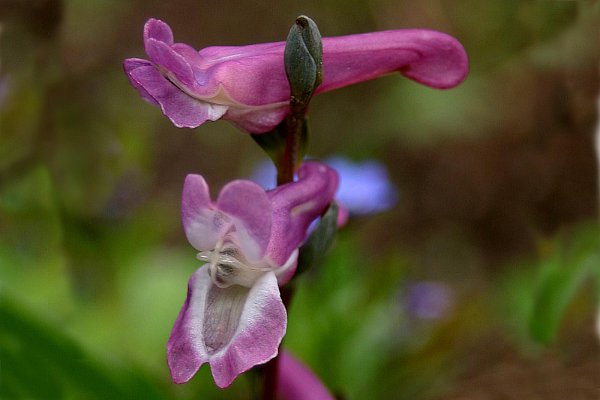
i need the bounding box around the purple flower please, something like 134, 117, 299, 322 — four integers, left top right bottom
250, 156, 398, 218
124, 19, 468, 133
406, 281, 454, 320
278, 350, 334, 400
167, 161, 338, 387
325, 156, 398, 216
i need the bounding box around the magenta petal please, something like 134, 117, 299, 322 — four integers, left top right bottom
201, 48, 289, 107
172, 43, 205, 66
182, 174, 231, 251
167, 268, 286, 387
216, 180, 272, 263
127, 19, 468, 133
266, 161, 338, 266
167, 267, 212, 384
223, 105, 290, 135
128, 64, 227, 128
145, 38, 196, 88
318, 29, 468, 92
278, 351, 334, 400
123, 58, 160, 106
144, 18, 174, 49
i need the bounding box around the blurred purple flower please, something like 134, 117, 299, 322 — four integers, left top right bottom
406, 281, 454, 320
326, 156, 398, 215
167, 162, 338, 387
278, 350, 334, 400
250, 156, 398, 218
124, 18, 468, 133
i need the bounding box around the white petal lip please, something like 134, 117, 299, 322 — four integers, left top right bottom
167, 267, 287, 388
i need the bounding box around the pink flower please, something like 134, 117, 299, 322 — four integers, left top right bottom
278, 350, 334, 400
167, 162, 338, 387
124, 18, 468, 133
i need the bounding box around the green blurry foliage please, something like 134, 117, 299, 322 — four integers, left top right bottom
529, 224, 599, 344
287, 233, 407, 398
296, 202, 338, 275
0, 291, 166, 400
286, 232, 468, 399
0, 166, 72, 313
501, 223, 599, 346
0, 82, 43, 171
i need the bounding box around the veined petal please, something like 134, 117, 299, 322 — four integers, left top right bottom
127, 64, 228, 128
145, 38, 196, 88
166, 268, 286, 387
144, 18, 174, 50
194, 28, 468, 106
123, 58, 159, 106
278, 350, 334, 400
216, 180, 272, 263
182, 174, 231, 251
172, 43, 205, 66
209, 271, 286, 388
167, 266, 212, 384
223, 103, 290, 134
318, 29, 468, 92
266, 161, 338, 266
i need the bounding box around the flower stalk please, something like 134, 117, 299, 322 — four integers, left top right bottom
278, 16, 322, 185
264, 15, 323, 400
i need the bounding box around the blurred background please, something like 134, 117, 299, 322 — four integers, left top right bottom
1, 0, 599, 399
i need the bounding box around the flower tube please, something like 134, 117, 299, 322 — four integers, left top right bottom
124, 18, 468, 133
278, 350, 334, 400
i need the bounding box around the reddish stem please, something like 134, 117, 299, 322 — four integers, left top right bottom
263, 102, 306, 400
262, 286, 295, 400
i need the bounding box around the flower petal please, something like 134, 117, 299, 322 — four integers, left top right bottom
145, 38, 196, 88
182, 174, 231, 251
325, 156, 398, 215
216, 180, 272, 264
127, 64, 227, 128
167, 266, 212, 384
167, 269, 286, 387
144, 18, 174, 49
208, 271, 286, 388
278, 350, 334, 400
123, 58, 160, 106
128, 19, 468, 133
223, 105, 290, 135
318, 29, 468, 92
266, 161, 338, 266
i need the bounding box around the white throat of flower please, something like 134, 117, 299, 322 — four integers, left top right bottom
197, 240, 272, 289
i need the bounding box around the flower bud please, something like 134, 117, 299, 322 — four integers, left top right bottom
284, 15, 323, 105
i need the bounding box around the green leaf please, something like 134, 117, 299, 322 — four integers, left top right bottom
0, 290, 165, 400
250, 120, 309, 172
529, 225, 600, 344
296, 202, 339, 276
251, 122, 288, 166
